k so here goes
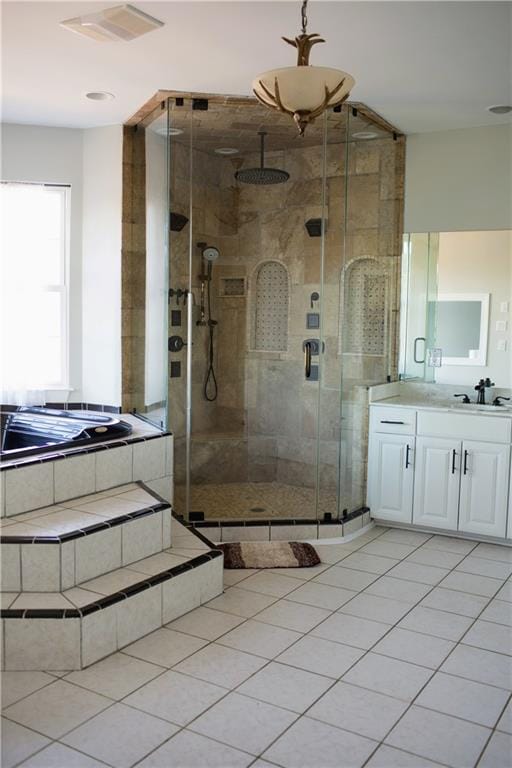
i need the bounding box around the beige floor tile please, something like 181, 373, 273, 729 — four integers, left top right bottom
237, 661, 332, 712
174, 642, 267, 688
62, 587, 103, 607
308, 680, 408, 741
218, 619, 301, 659
205, 587, 277, 618
123, 669, 226, 725
406, 547, 465, 569
276, 636, 365, 679
80, 568, 147, 596
311, 612, 389, 650
167, 607, 245, 640
0, 593, 18, 609
497, 699, 512, 733
285, 581, 357, 611
480, 599, 512, 627
463, 619, 512, 655
3, 680, 111, 739
385, 706, 490, 768
136, 729, 253, 768
364, 576, 431, 604
360, 540, 417, 560
238, 572, 304, 598
314, 566, 378, 591
190, 692, 297, 755
439, 571, 503, 598
267, 563, 331, 580
416, 671, 510, 727
378, 529, 433, 547
263, 716, 376, 768
1, 671, 55, 709
372, 627, 455, 669
11, 593, 74, 610
419, 587, 489, 618
472, 543, 512, 564
479, 731, 512, 768
65, 653, 164, 700
255, 599, 330, 633
424, 536, 477, 555
398, 606, 474, 641
128, 551, 188, 575
365, 744, 445, 767
338, 593, 411, 625
222, 569, 259, 586
339, 552, 399, 575
313, 544, 358, 564
17, 742, 107, 767
122, 628, 208, 667
1, 717, 50, 768
343, 652, 433, 701
455, 556, 512, 580
387, 561, 449, 586
62, 702, 178, 768
441, 643, 512, 690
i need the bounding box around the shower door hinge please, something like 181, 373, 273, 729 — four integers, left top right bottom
192, 98, 208, 111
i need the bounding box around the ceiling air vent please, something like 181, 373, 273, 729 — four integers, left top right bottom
60, 4, 164, 42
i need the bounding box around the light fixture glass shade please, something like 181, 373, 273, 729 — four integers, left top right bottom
253, 66, 355, 114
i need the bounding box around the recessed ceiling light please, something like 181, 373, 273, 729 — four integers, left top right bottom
487, 105, 512, 115
352, 131, 378, 140
215, 147, 239, 155
86, 92, 115, 101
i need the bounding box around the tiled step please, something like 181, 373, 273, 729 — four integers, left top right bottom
1, 521, 223, 670
0, 483, 173, 591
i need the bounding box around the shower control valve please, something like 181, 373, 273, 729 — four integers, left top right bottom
168, 335, 189, 353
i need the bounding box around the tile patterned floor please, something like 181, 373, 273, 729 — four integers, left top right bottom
174, 482, 338, 520
2, 525, 512, 768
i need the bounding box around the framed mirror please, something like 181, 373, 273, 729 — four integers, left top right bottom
433, 293, 489, 366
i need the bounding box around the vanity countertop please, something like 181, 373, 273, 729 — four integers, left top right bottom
372, 394, 512, 418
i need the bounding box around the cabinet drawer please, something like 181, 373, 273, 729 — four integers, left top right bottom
370, 406, 416, 435
417, 411, 512, 444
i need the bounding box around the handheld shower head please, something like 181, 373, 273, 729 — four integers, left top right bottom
202, 246, 219, 263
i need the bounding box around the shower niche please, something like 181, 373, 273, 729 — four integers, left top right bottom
134, 93, 404, 525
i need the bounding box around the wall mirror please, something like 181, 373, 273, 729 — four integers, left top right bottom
400, 230, 511, 387
432, 293, 489, 366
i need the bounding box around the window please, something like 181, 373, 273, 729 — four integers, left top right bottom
0, 182, 70, 393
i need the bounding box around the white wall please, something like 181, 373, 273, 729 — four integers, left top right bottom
435, 230, 512, 388
1, 123, 84, 400
81, 126, 123, 407
404, 124, 512, 233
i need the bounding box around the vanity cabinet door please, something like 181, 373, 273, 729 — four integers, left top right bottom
368, 433, 414, 523
459, 441, 510, 538
413, 437, 461, 530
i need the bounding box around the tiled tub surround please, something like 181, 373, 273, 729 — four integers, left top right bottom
0, 417, 174, 516
2, 525, 512, 768
1, 517, 223, 670
0, 483, 173, 591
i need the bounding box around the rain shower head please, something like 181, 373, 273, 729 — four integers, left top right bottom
202, 246, 219, 262
235, 132, 290, 186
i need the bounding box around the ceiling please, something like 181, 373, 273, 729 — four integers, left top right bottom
2, 1, 511, 134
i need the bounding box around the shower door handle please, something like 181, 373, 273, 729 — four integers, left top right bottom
304, 341, 312, 379
413, 337, 426, 364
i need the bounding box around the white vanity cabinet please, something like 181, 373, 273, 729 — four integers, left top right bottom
368, 403, 512, 541
458, 441, 510, 538
413, 436, 460, 530
367, 407, 415, 523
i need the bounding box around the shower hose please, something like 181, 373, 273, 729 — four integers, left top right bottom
204, 276, 218, 402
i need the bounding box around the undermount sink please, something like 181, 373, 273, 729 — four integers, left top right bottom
450, 403, 512, 413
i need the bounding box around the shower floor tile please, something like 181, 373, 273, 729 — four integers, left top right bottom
174, 481, 338, 520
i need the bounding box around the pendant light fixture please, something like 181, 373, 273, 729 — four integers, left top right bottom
253, 0, 355, 136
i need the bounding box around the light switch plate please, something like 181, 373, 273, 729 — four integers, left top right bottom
497, 339, 508, 351
500, 301, 509, 313
496, 320, 508, 332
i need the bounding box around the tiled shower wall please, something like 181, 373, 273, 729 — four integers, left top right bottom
168, 126, 405, 515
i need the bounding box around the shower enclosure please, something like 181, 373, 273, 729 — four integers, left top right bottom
142, 95, 404, 524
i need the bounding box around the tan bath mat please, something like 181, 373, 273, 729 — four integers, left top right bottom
218, 541, 320, 569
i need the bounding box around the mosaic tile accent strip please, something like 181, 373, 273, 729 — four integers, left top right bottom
344, 258, 389, 356
254, 261, 289, 352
